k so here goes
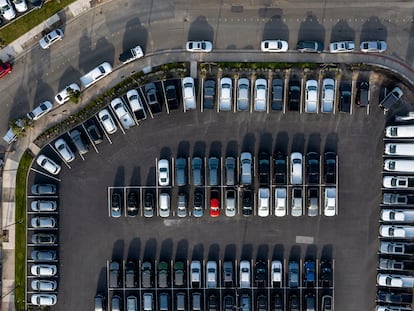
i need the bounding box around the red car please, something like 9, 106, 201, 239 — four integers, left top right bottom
0, 62, 12, 79
210, 190, 220, 217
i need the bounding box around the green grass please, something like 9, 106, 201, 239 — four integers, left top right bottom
0, 0, 76, 45
14, 151, 33, 311
214, 62, 319, 70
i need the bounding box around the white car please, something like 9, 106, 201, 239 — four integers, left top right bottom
254, 78, 267, 112
321, 78, 335, 113
258, 188, 270, 217
31, 217, 56, 228
377, 273, 414, 288
239, 260, 250, 288
54, 138, 75, 162
158, 159, 170, 186
290, 152, 303, 184
31, 200, 57, 212
98, 109, 117, 134
379, 241, 412, 255
324, 188, 336, 216
206, 261, 217, 288
110, 98, 135, 129
383, 176, 410, 188
12, 0, 27, 12
39, 29, 64, 49
381, 209, 414, 222
376, 306, 412, 311
305, 79, 318, 113
31, 279, 57, 291
159, 193, 170, 217
190, 261, 201, 285
31, 264, 57, 277
31, 294, 57, 306
36, 155, 61, 175
186, 40, 212, 52
0, 0, 15, 20
225, 189, 237, 217
261, 40, 288, 52
54, 83, 80, 105
271, 260, 282, 284
219, 77, 233, 111
126, 89, 147, 120
237, 78, 250, 111
27, 101, 53, 120
274, 188, 287, 217
182, 77, 196, 110
329, 41, 355, 53
360, 40, 387, 53
80, 62, 113, 88
380, 225, 414, 238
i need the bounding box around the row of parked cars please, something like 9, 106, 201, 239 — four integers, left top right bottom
27, 183, 59, 306
0, 0, 43, 21
376, 122, 414, 311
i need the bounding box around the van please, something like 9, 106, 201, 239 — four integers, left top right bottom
143, 293, 153, 311
384, 159, 414, 173
94, 294, 105, 311
192, 292, 201, 311
111, 295, 121, 311
385, 143, 414, 156
385, 125, 414, 138
159, 293, 169, 311
69, 129, 89, 154
176, 292, 186, 311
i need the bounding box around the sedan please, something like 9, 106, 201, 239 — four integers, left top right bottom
36, 155, 61, 175
31, 184, 56, 195
31, 294, 57, 306
0, 0, 15, 20
182, 77, 196, 110
126, 89, 147, 120
31, 233, 56, 245
254, 78, 267, 111
239, 260, 250, 288
54, 83, 80, 105
271, 260, 282, 285
237, 78, 250, 111
31, 200, 57, 212
225, 189, 236, 217
203, 79, 216, 110
86, 121, 103, 145
39, 29, 64, 49
31, 250, 56, 261
291, 188, 303, 217
186, 40, 212, 52
360, 40, 387, 53
271, 79, 284, 111
297, 40, 323, 52
127, 191, 138, 217
165, 82, 179, 109
98, 108, 117, 134
321, 78, 335, 113
159, 193, 170, 218
31, 279, 57, 291
143, 191, 154, 218
288, 80, 301, 111
193, 190, 204, 217
27, 101, 53, 120
324, 152, 337, 184
210, 189, 220, 217
324, 188, 336, 216
219, 77, 233, 111
12, 0, 27, 12
0, 61, 12, 78
111, 192, 122, 218
261, 40, 288, 52
110, 98, 135, 129
158, 159, 170, 186
339, 82, 352, 113
54, 138, 75, 162
307, 152, 320, 184
305, 79, 318, 113
290, 152, 303, 184
274, 188, 287, 217
31, 264, 57, 276
258, 188, 270, 217
329, 41, 355, 53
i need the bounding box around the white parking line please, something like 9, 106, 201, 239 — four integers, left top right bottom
30, 168, 61, 182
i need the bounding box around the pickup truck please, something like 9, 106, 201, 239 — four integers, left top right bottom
380, 225, 414, 238
381, 209, 414, 222
382, 193, 408, 205
379, 258, 414, 271
379, 87, 403, 111
80, 62, 112, 88
379, 241, 414, 255
377, 273, 414, 288
383, 176, 414, 188
118, 45, 144, 64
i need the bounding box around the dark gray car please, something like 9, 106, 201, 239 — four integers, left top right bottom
176, 157, 187, 186
297, 40, 324, 52
272, 79, 284, 111
204, 79, 216, 109
145, 83, 161, 113
69, 129, 89, 155
192, 157, 203, 186
208, 157, 219, 186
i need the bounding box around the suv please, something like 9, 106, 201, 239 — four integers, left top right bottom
109, 261, 121, 288
141, 261, 152, 288
145, 83, 161, 114
174, 261, 185, 287
125, 261, 137, 288
255, 260, 267, 287
158, 261, 169, 288
258, 152, 270, 185
208, 157, 219, 186
225, 157, 236, 186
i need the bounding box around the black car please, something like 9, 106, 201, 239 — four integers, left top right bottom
357, 81, 369, 107
273, 294, 283, 311
376, 290, 412, 304
204, 79, 216, 109
271, 79, 284, 111
273, 152, 287, 184
258, 152, 270, 185
144, 191, 154, 218
288, 80, 301, 111
257, 295, 267, 311
193, 190, 204, 217
324, 152, 336, 184
289, 294, 300, 311
165, 82, 179, 110
255, 261, 267, 287
322, 295, 333, 311
145, 83, 162, 113
320, 259, 333, 287
111, 192, 122, 218
242, 188, 253, 216
339, 82, 352, 113
297, 40, 324, 52
86, 120, 103, 145
208, 295, 218, 311
127, 191, 138, 217
223, 295, 234, 311
306, 152, 320, 184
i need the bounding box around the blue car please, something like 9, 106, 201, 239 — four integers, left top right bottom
304, 260, 316, 286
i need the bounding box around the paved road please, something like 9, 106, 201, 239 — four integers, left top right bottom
0, 0, 414, 152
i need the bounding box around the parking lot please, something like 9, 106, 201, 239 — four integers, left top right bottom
24, 65, 388, 310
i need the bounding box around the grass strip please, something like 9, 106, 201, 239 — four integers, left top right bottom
14, 151, 33, 311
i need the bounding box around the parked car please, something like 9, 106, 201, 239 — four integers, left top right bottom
124, 261, 137, 288
193, 190, 204, 217
258, 188, 270, 217
291, 188, 303, 217
186, 40, 212, 52
182, 77, 196, 110
98, 109, 117, 134
304, 260, 316, 286
31, 294, 57, 306
158, 159, 170, 186
127, 191, 138, 217
380, 225, 414, 238
39, 28, 64, 49
69, 129, 89, 155
237, 78, 250, 111
14, 0, 28, 12
240, 152, 252, 185
329, 40, 355, 53
274, 187, 287, 217
288, 79, 301, 111
31, 217, 56, 228
377, 273, 414, 288
255, 260, 266, 287
0, 61, 12, 80
204, 79, 216, 109
321, 295, 333, 311
31, 184, 56, 195
290, 152, 303, 184
339, 82, 352, 113
208, 157, 219, 186
271, 78, 284, 111
225, 157, 236, 186
54, 83, 80, 105
307, 152, 320, 184
31, 250, 56, 261
223, 261, 234, 286
36, 155, 61, 175
261, 39, 288, 52
27, 101, 53, 120
177, 193, 187, 217
206, 261, 217, 288
126, 89, 147, 120
111, 97, 135, 129
254, 78, 267, 111
111, 192, 122, 218
31, 200, 57, 212
305, 79, 318, 113
192, 157, 203, 186
320, 259, 333, 287
360, 40, 387, 53
190, 260, 201, 287
321, 78, 335, 113
31, 264, 57, 277
297, 40, 323, 52
274, 152, 287, 184
379, 241, 414, 255
225, 189, 236, 217
143, 191, 154, 218
86, 120, 103, 144
141, 261, 152, 288
159, 192, 170, 217
357, 81, 369, 107
210, 189, 220, 217
288, 261, 299, 288
54, 138, 75, 162
220, 77, 233, 111
164, 81, 179, 110
383, 193, 408, 205
258, 152, 270, 185
118, 45, 144, 64
381, 209, 414, 222
175, 157, 187, 186
224, 295, 234, 311
307, 188, 319, 217
31, 233, 56, 245
0, 0, 15, 20
239, 260, 251, 288
158, 261, 169, 288
324, 152, 337, 184
145, 82, 161, 113
271, 260, 282, 285
242, 188, 253, 216
376, 290, 412, 304
324, 188, 336, 216
173, 261, 185, 287
31, 279, 57, 291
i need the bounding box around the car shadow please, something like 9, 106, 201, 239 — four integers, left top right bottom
262, 14, 289, 42
187, 16, 214, 42
360, 16, 387, 42
121, 17, 148, 54
297, 13, 325, 44
330, 19, 355, 43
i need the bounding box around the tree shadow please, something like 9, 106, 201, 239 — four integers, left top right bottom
262, 14, 289, 41
330, 20, 355, 43
187, 16, 214, 42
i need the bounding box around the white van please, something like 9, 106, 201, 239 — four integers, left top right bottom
385, 143, 414, 156
384, 159, 414, 173
385, 125, 414, 138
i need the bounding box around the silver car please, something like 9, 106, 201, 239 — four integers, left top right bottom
31, 217, 56, 228
31, 294, 57, 306
39, 29, 64, 49
31, 264, 57, 276
177, 193, 187, 217
225, 189, 237, 217
31, 250, 57, 261
237, 78, 250, 111
159, 193, 170, 217
27, 101, 53, 121
31, 184, 56, 195
31, 279, 57, 291
321, 79, 335, 113
31, 200, 57, 212
219, 77, 233, 111
54, 138, 75, 162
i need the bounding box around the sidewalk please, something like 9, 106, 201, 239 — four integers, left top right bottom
2, 2, 414, 310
